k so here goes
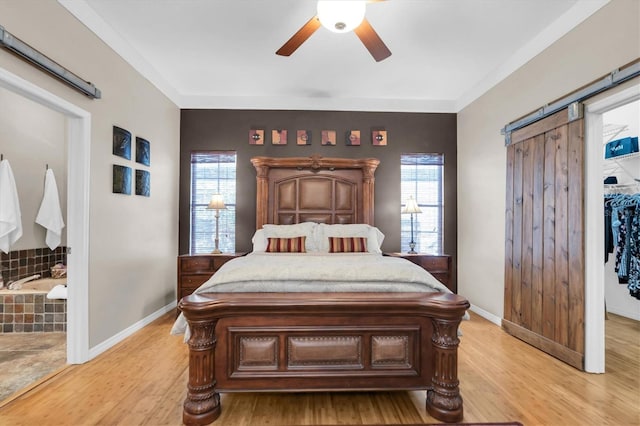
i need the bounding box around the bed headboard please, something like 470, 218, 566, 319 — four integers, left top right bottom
251, 155, 380, 229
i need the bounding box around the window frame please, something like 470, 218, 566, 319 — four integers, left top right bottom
189, 151, 237, 254
400, 153, 445, 254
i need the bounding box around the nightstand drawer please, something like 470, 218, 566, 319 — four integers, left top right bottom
180, 274, 211, 291
180, 257, 214, 273
417, 256, 449, 271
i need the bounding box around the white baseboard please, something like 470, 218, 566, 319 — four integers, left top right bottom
469, 304, 502, 326
88, 301, 177, 361
607, 306, 640, 321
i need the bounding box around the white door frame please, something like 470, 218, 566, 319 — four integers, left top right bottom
584, 83, 640, 373
0, 67, 90, 364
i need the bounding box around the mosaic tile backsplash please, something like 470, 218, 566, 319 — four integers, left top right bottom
1, 246, 67, 284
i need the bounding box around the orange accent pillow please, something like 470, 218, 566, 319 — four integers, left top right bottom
328, 237, 368, 253
266, 236, 307, 253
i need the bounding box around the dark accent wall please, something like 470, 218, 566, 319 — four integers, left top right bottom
180, 109, 457, 286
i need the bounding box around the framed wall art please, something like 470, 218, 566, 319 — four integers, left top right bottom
136, 137, 150, 166
321, 130, 336, 146
372, 130, 388, 146
297, 130, 311, 145
135, 169, 150, 197
113, 165, 131, 195
249, 129, 264, 145
113, 126, 131, 160
346, 130, 361, 146
272, 129, 287, 145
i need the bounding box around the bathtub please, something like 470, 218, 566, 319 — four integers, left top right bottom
0, 278, 67, 333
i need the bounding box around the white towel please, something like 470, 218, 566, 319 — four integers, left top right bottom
0, 159, 23, 253
46, 284, 67, 300
36, 169, 65, 250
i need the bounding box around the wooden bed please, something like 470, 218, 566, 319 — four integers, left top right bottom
179, 155, 469, 425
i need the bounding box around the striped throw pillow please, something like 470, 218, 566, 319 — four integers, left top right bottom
328, 237, 368, 253
266, 236, 307, 253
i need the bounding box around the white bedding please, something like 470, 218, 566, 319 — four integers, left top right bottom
171, 252, 452, 335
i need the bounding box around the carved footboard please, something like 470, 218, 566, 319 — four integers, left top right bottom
179, 292, 469, 425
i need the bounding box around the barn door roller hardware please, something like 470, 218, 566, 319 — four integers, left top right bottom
502, 61, 640, 146
0, 24, 101, 99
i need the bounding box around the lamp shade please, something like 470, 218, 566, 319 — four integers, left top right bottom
402, 196, 422, 214
207, 194, 226, 210
317, 1, 366, 33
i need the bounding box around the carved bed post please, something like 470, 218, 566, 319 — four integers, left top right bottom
183, 318, 220, 426
361, 159, 377, 225
426, 317, 464, 423
254, 164, 269, 229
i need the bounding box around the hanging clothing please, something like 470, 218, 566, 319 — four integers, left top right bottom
605, 203, 613, 262
0, 159, 23, 253
607, 193, 640, 300
627, 207, 639, 299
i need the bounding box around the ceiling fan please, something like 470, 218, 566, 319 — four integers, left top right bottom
275, 0, 391, 62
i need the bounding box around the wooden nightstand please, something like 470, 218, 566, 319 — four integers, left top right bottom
177, 253, 246, 309
385, 253, 453, 293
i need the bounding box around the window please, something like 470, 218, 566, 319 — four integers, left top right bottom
400, 153, 444, 253
190, 151, 237, 254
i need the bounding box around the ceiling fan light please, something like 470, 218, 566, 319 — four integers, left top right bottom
317, 1, 366, 33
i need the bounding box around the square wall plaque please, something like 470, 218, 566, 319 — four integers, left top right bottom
321, 130, 336, 146
113, 126, 131, 160
272, 129, 287, 145
346, 130, 361, 146
297, 130, 311, 145
372, 130, 387, 146
113, 165, 131, 195
249, 129, 264, 145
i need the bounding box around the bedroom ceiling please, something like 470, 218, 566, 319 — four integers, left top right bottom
59, 0, 609, 112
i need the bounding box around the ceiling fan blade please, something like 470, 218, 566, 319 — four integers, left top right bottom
276, 15, 321, 57
354, 18, 391, 62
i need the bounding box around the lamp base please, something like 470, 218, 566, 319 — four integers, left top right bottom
211, 249, 222, 254
408, 241, 417, 254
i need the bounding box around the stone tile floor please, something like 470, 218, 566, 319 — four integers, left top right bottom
0, 333, 66, 402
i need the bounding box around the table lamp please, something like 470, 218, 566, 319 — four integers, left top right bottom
402, 195, 422, 254
207, 194, 226, 254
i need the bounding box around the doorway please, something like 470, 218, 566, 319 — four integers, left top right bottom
584, 83, 640, 373
0, 66, 91, 364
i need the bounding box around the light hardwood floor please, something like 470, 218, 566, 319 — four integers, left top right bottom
0, 311, 638, 425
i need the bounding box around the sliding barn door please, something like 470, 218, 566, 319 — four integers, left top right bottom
504, 108, 585, 370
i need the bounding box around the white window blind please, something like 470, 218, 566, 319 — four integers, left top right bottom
400, 153, 444, 254
190, 151, 236, 254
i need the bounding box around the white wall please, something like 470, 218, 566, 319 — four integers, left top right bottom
0, 86, 67, 250
0, 0, 180, 347
457, 0, 640, 318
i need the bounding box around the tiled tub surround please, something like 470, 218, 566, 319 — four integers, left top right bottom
0, 292, 66, 333
0, 247, 68, 333
1, 246, 67, 285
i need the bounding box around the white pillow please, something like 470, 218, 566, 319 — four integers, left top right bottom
251, 229, 267, 252
316, 223, 384, 253
262, 222, 319, 252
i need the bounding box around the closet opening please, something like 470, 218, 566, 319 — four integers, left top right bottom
584, 83, 639, 373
